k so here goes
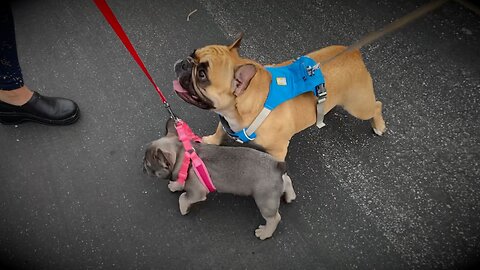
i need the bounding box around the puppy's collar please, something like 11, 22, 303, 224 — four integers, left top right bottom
220, 56, 326, 143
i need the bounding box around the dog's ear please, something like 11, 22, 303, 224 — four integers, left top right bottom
228, 32, 244, 51
165, 118, 178, 137
233, 64, 256, 96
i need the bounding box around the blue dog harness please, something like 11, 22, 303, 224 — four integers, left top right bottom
220, 56, 327, 143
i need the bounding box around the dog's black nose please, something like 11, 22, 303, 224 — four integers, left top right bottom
174, 59, 192, 74
174, 59, 182, 72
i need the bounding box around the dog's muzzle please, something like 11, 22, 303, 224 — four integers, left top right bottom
174, 57, 195, 77
173, 57, 214, 110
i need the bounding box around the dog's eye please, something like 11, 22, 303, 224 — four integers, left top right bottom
198, 69, 207, 81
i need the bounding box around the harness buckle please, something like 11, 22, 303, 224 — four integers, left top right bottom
315, 83, 327, 99
315, 83, 327, 129
234, 138, 245, 144
306, 63, 320, 77
306, 66, 315, 77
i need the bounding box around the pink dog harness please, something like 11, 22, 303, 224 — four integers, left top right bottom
175, 120, 216, 192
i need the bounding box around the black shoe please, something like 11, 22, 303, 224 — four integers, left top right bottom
0, 91, 80, 125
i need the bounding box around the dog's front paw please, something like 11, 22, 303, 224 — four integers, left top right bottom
284, 190, 296, 203
202, 135, 221, 145
168, 181, 184, 192
179, 193, 190, 215
255, 225, 273, 240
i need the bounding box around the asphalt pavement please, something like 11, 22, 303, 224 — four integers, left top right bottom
1, 0, 479, 269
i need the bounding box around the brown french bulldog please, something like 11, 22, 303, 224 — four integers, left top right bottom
173, 34, 386, 161
143, 119, 296, 240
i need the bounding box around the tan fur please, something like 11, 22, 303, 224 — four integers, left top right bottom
197, 40, 386, 161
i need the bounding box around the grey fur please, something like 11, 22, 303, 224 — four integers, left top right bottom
143, 119, 296, 240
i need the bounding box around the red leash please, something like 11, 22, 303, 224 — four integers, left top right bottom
93, 0, 216, 192
93, 0, 167, 103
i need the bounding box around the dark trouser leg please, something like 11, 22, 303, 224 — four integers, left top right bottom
0, 2, 24, 91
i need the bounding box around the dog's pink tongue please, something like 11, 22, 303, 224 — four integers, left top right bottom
173, 80, 188, 93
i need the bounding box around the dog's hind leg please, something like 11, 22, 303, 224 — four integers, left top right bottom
370, 101, 386, 136
282, 174, 296, 203
254, 195, 281, 240
255, 212, 281, 240
342, 76, 386, 135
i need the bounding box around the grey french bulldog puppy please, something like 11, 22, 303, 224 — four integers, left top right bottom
143, 119, 296, 240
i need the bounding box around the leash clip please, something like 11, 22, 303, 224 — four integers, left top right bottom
163, 101, 179, 123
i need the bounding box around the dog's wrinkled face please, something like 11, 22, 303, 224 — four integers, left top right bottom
173, 34, 257, 112
143, 141, 173, 179
143, 119, 178, 179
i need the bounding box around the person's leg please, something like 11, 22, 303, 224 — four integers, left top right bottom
0, 1, 33, 105
0, 86, 33, 106
0, 2, 79, 125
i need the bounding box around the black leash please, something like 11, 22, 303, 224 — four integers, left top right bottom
321, 0, 478, 65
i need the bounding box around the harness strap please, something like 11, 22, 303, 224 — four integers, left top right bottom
190, 151, 216, 192
177, 152, 191, 185
316, 84, 327, 128
245, 107, 272, 137
175, 120, 216, 192
222, 106, 271, 143
176, 149, 216, 192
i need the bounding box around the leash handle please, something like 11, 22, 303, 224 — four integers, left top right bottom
93, 0, 168, 103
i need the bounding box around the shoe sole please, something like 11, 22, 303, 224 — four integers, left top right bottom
0, 107, 80, 126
